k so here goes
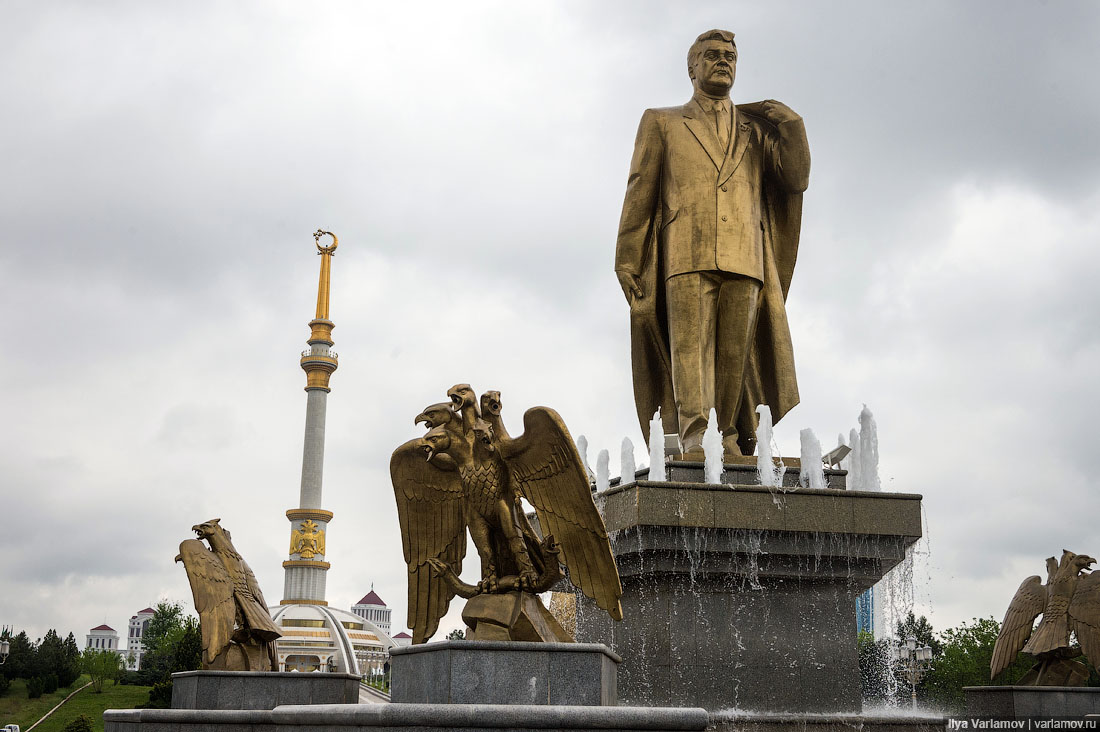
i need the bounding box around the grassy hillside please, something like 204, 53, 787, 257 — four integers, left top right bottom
0, 675, 151, 732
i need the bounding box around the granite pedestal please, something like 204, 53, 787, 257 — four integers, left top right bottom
390, 640, 619, 706
170, 670, 361, 710
965, 685, 1100, 717
105, 703, 710, 732
576, 461, 923, 714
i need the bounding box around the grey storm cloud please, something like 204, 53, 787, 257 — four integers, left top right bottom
1, 0, 1098, 643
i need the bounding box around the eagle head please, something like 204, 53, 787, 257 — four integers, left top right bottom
480, 391, 502, 418
415, 402, 455, 429
192, 518, 222, 539
472, 419, 495, 452
1066, 549, 1097, 574
447, 384, 477, 413
420, 425, 452, 462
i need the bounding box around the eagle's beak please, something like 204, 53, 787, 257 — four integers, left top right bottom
414, 412, 430, 427
174, 553, 183, 563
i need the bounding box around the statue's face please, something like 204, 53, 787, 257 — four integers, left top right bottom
691, 39, 737, 96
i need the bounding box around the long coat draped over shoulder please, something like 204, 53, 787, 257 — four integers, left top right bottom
614, 98, 810, 442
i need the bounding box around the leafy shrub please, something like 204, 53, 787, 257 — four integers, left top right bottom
146, 680, 174, 709
62, 714, 95, 732
27, 676, 45, 698
0, 674, 10, 696
118, 670, 143, 685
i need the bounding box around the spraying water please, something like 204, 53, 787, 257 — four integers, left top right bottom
848, 427, 862, 491
620, 437, 636, 485
596, 449, 610, 493
755, 404, 779, 488
648, 408, 666, 481
859, 405, 880, 492
576, 435, 595, 482
702, 408, 723, 484
798, 428, 825, 490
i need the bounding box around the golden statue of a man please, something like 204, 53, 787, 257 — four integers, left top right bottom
615, 29, 810, 458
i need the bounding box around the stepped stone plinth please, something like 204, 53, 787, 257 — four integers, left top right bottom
390, 640, 619, 706
575, 460, 923, 714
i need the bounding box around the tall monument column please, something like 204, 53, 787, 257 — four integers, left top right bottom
282, 230, 340, 606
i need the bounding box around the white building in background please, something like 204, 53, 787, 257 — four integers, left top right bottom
351, 588, 391, 634
391, 632, 412, 648
124, 607, 156, 670
86, 625, 120, 654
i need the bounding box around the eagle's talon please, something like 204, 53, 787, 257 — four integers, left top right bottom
518, 570, 538, 591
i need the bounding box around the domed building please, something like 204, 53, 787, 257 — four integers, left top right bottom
351, 588, 391, 634
270, 603, 392, 674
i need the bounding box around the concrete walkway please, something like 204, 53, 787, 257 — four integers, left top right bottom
358, 682, 390, 704
26, 681, 93, 731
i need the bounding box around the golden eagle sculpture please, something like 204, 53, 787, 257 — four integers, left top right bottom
175, 518, 282, 670
991, 549, 1099, 685
391, 385, 623, 643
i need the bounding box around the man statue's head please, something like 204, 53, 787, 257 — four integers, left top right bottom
687, 29, 737, 97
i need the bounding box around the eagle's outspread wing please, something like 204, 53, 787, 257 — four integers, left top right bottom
1068, 569, 1100, 670
505, 406, 623, 620
991, 574, 1046, 680
239, 558, 282, 641
391, 437, 468, 643
177, 538, 236, 666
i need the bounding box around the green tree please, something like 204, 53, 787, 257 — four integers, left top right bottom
445, 628, 465, 640
922, 616, 1031, 713
60, 632, 82, 686
82, 648, 124, 693
38, 629, 64, 674
140, 602, 191, 682
895, 611, 943, 655
38, 629, 80, 687
3, 631, 36, 680
137, 601, 202, 706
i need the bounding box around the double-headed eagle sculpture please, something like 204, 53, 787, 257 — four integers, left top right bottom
391, 385, 623, 643
991, 549, 1099, 685
176, 518, 282, 670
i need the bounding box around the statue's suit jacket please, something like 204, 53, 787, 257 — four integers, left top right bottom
614, 97, 810, 443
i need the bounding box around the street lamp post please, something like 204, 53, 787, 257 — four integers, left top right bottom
891, 635, 933, 709
0, 626, 11, 665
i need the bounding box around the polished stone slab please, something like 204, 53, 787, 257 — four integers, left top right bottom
965, 685, 1100, 717
170, 670, 361, 710
389, 640, 619, 706
104, 702, 710, 731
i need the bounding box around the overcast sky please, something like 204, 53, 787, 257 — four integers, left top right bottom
2, 1, 1098, 647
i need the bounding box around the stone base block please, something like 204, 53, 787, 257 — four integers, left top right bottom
104, 702, 709, 732
965, 685, 1100, 717
709, 711, 946, 732
170, 670, 361, 710
389, 640, 619, 706
579, 476, 923, 714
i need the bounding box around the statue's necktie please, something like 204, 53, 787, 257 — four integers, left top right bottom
715, 102, 730, 151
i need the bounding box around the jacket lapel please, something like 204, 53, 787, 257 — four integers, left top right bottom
682, 99, 724, 171
718, 107, 750, 187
